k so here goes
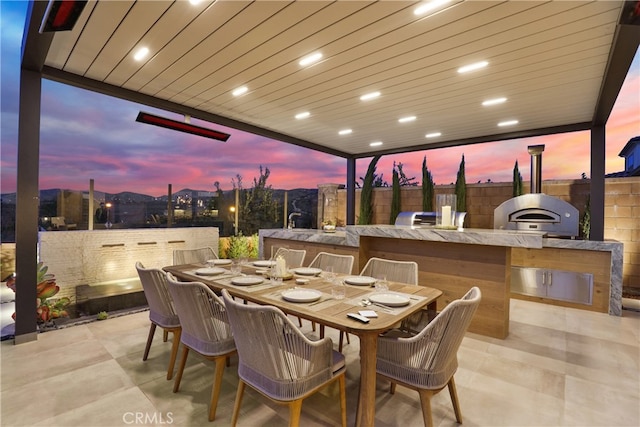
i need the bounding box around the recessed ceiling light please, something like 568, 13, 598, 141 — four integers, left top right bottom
398, 116, 416, 123
232, 86, 248, 97
414, 0, 452, 16
369, 141, 383, 147
482, 97, 507, 106
498, 120, 519, 127
360, 91, 380, 101
338, 129, 352, 135
133, 47, 149, 61
295, 112, 310, 120
299, 52, 323, 66
189, 0, 203, 4
457, 61, 488, 74
425, 132, 442, 138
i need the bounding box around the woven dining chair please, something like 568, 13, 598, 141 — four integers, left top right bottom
360, 257, 419, 285
172, 246, 217, 265
272, 247, 307, 268
308, 252, 355, 275
221, 289, 347, 427
376, 287, 481, 427
165, 274, 236, 422
310, 252, 355, 350
135, 262, 181, 380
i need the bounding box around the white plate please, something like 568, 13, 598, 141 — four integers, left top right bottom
369, 293, 410, 307
195, 267, 227, 276
281, 289, 322, 303
291, 267, 323, 276
210, 259, 232, 266
253, 260, 276, 267
231, 276, 264, 286
344, 276, 376, 286
295, 278, 310, 285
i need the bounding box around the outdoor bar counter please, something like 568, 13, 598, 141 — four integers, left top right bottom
260, 226, 623, 339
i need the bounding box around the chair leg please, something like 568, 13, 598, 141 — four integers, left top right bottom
231, 380, 246, 426
163, 329, 169, 342
166, 328, 181, 380
417, 389, 435, 427
390, 381, 396, 394
320, 325, 325, 338
298, 316, 303, 327
143, 323, 156, 361
338, 374, 347, 427
208, 356, 227, 421
311, 321, 316, 332
288, 398, 304, 427
447, 377, 463, 423
173, 346, 190, 393
338, 332, 351, 351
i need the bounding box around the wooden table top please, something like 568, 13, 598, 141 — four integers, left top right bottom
163, 262, 442, 334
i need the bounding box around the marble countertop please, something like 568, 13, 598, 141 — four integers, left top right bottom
259, 225, 623, 252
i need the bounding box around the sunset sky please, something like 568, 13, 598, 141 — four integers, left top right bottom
1, 2, 638, 198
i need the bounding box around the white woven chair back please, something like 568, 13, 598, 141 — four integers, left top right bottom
221, 289, 335, 400
135, 262, 180, 328
377, 287, 481, 389
272, 247, 306, 268
173, 247, 217, 265
308, 252, 354, 274
360, 257, 418, 284
165, 274, 235, 357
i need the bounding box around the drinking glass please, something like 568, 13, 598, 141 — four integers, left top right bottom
231, 260, 242, 275
375, 275, 389, 292
331, 281, 346, 299
324, 266, 336, 283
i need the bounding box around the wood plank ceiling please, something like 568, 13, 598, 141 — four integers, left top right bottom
43, 0, 628, 158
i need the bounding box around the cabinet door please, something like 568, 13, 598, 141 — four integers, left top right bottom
512, 267, 545, 297
545, 269, 593, 305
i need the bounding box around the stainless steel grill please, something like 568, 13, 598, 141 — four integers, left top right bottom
493, 145, 579, 238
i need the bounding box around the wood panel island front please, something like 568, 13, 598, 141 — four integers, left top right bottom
260, 226, 623, 339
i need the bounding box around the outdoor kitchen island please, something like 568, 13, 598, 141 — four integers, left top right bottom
260, 226, 623, 339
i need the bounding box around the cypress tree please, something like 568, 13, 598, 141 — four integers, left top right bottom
513, 160, 523, 197
421, 156, 434, 211
390, 162, 401, 223
454, 154, 466, 212
358, 155, 381, 224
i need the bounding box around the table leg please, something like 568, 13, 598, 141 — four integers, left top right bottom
355, 332, 377, 427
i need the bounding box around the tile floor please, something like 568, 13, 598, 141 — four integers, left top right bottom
1, 299, 639, 427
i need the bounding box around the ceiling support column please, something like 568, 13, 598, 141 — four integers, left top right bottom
14, 68, 42, 343
590, 126, 605, 241
346, 157, 356, 225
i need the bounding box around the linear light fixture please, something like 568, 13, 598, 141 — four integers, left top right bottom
299, 52, 323, 66
369, 141, 383, 147
425, 132, 442, 138
338, 129, 352, 135
39, 0, 88, 33
232, 86, 248, 96
136, 112, 231, 141
498, 120, 519, 127
457, 61, 488, 74
482, 97, 507, 106
398, 116, 416, 123
414, 0, 452, 16
360, 91, 381, 101
295, 112, 311, 119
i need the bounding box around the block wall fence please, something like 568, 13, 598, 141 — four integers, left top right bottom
335, 177, 640, 290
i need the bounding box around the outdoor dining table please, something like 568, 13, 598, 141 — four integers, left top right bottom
164, 261, 442, 427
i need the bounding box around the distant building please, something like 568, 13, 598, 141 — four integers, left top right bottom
606, 136, 640, 177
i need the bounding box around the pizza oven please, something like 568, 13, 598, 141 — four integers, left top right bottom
494, 145, 579, 238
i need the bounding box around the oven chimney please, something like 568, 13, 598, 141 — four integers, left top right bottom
528, 144, 545, 194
